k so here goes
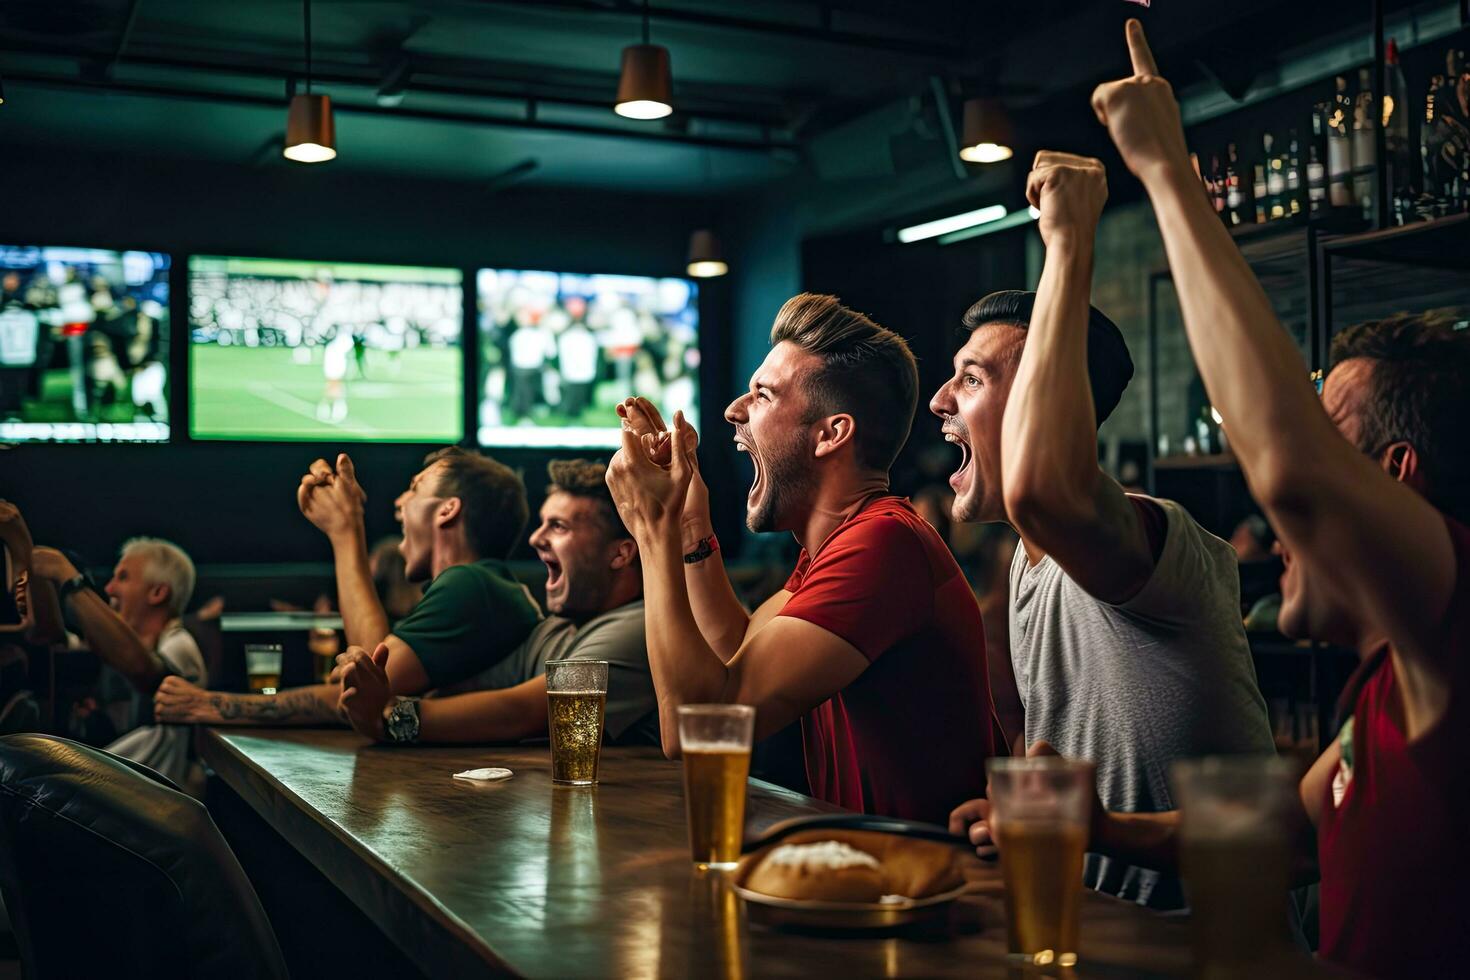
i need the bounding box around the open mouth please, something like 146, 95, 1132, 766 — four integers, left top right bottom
943, 426, 973, 492
540, 553, 564, 593
734, 432, 763, 507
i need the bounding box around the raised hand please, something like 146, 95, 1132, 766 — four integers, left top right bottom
337, 643, 392, 739
297, 452, 367, 542
1090, 19, 1190, 183
0, 499, 34, 567
614, 399, 712, 548
606, 408, 697, 543
154, 676, 226, 725
1026, 151, 1108, 250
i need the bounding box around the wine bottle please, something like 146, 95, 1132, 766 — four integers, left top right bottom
1263, 132, 1286, 219
1328, 76, 1355, 208
1253, 162, 1268, 223
1383, 40, 1415, 224
1308, 103, 1329, 214
1351, 67, 1378, 220
1286, 128, 1303, 216
1210, 155, 1227, 215
1225, 142, 1246, 225
1421, 68, 1448, 218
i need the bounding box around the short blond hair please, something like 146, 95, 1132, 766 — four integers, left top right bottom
120, 537, 196, 617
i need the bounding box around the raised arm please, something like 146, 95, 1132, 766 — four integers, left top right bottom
1095, 19, 1456, 730
618, 398, 751, 660
298, 453, 392, 650
30, 547, 167, 693
0, 502, 65, 645
1000, 152, 1156, 603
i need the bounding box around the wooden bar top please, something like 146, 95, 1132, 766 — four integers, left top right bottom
202, 728, 1198, 978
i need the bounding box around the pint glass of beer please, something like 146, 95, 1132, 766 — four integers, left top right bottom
986, 756, 1095, 968
677, 704, 755, 869
546, 660, 608, 785
244, 643, 283, 695
1172, 756, 1296, 976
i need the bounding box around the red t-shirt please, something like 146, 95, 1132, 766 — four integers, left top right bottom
1317, 515, 1470, 978
778, 495, 995, 825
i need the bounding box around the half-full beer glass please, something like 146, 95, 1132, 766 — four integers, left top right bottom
987, 756, 1095, 968
244, 643, 283, 695
1172, 756, 1296, 977
677, 704, 754, 869
546, 660, 607, 785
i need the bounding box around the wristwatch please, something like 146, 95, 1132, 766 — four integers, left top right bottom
57, 573, 89, 602
382, 696, 422, 744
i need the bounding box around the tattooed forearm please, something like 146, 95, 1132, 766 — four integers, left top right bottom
210, 689, 345, 725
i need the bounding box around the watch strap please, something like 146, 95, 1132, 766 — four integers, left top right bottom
58, 574, 89, 601
683, 534, 720, 565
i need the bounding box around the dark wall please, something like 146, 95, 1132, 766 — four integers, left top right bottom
1, 147, 745, 569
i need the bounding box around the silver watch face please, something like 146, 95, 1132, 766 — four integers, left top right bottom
387, 699, 419, 741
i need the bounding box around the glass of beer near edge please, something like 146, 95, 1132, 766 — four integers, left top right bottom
677, 704, 755, 870
986, 755, 1095, 968
243, 643, 283, 696
545, 660, 608, 786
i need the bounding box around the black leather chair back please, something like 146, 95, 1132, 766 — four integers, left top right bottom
0, 733, 287, 979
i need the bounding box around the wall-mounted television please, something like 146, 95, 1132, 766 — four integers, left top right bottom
0, 245, 171, 442
188, 256, 463, 442
476, 269, 699, 448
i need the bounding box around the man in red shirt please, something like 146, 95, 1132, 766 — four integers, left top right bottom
607, 294, 994, 824
954, 22, 1469, 977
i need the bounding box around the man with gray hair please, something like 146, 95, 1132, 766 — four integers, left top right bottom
30, 537, 206, 789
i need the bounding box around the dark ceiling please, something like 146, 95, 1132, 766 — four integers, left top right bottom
0, 1, 1451, 211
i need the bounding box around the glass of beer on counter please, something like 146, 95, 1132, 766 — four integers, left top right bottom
546, 660, 608, 785
244, 643, 283, 695
986, 756, 1095, 968
677, 704, 755, 870
1172, 756, 1296, 977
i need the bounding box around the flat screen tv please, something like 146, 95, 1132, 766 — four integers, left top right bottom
188, 256, 463, 442
0, 245, 171, 442
476, 269, 699, 448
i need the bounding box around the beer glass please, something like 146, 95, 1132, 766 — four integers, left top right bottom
677, 704, 754, 869
546, 660, 608, 785
986, 756, 1095, 968
244, 643, 283, 695
1172, 756, 1297, 976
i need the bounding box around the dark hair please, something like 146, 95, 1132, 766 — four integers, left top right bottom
1330, 312, 1470, 523
769, 292, 919, 472
422, 447, 529, 559
961, 290, 1134, 424
546, 458, 629, 539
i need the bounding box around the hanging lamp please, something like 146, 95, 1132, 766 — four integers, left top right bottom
615, 0, 672, 120
958, 97, 1013, 164
284, 0, 337, 162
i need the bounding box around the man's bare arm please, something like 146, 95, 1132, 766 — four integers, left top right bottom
298, 453, 392, 649
64, 589, 168, 693
414, 676, 549, 743
210, 686, 344, 725
1001, 153, 1155, 604
1097, 21, 1455, 733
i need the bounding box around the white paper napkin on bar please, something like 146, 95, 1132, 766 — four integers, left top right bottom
453, 767, 513, 782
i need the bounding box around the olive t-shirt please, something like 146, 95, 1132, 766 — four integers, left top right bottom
392, 559, 542, 688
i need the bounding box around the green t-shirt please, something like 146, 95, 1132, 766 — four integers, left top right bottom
392, 559, 542, 688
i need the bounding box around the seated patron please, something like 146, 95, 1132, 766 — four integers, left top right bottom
956, 22, 1469, 978
335, 459, 658, 746
939, 152, 1272, 907
155, 448, 541, 725
606, 294, 995, 825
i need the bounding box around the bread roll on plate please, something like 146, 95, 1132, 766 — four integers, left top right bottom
740, 829, 963, 904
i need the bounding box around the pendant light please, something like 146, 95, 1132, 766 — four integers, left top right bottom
958, 97, 1013, 164
687, 149, 727, 278
615, 0, 673, 120
284, 0, 336, 162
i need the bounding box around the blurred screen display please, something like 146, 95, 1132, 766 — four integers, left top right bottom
189, 256, 463, 442
0, 245, 171, 442
477, 269, 699, 447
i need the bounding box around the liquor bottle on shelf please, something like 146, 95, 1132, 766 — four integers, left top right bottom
1328, 76, 1355, 208
1450, 47, 1470, 212
1351, 67, 1378, 221
1383, 39, 1416, 224
1285, 129, 1303, 216
1420, 68, 1448, 218
1209, 155, 1227, 215
1263, 132, 1287, 219
1252, 162, 1268, 223
1308, 104, 1329, 215
1225, 143, 1246, 226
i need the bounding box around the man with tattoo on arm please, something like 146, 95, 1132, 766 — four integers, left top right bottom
155, 448, 541, 726
334, 459, 659, 746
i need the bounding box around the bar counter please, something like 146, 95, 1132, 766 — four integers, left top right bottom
202, 728, 1197, 978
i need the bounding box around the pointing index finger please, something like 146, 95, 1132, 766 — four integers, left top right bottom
1126, 18, 1158, 77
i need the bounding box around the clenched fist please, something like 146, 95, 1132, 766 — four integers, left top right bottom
1027, 151, 1108, 249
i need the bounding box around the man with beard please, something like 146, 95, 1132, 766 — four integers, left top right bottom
939, 150, 1273, 909
606, 294, 994, 825
959, 22, 1467, 977
333, 459, 659, 746
155, 448, 541, 726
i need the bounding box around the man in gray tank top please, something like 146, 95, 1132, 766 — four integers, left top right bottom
934, 152, 1273, 908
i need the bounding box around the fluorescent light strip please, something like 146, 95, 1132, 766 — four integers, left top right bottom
897, 204, 1008, 244
936, 206, 1040, 245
